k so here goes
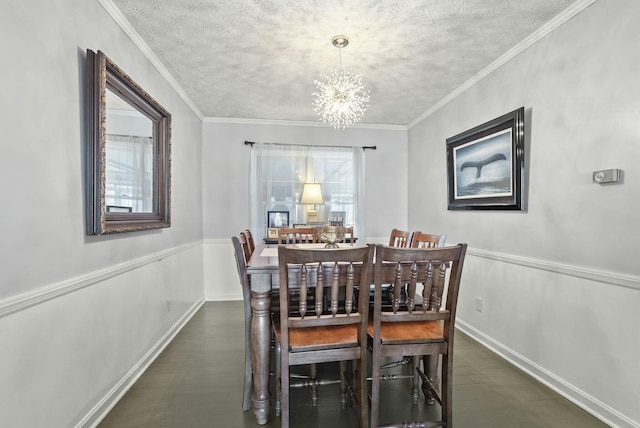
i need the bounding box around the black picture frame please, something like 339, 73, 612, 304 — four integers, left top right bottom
267, 211, 289, 228
446, 107, 525, 210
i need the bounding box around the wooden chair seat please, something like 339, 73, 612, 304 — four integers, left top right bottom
274, 322, 359, 352
368, 320, 443, 345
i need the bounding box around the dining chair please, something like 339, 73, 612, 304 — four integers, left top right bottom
274, 244, 374, 428
388, 228, 410, 248
278, 226, 317, 244
369, 243, 467, 427
342, 226, 355, 245
244, 229, 256, 254
231, 234, 254, 411
377, 228, 412, 305
410, 231, 446, 248
381, 232, 448, 381
240, 231, 253, 262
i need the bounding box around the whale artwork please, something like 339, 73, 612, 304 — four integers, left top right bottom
453, 128, 512, 198
460, 153, 507, 178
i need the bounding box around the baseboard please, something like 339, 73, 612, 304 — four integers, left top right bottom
456, 320, 639, 428
77, 298, 205, 428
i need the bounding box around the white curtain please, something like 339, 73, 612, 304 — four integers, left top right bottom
105, 134, 153, 212
250, 144, 365, 241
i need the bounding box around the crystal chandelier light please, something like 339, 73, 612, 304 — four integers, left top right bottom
312, 35, 370, 129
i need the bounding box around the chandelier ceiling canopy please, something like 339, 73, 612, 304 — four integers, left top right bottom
312, 35, 370, 129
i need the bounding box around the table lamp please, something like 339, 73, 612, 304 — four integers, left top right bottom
300, 182, 324, 223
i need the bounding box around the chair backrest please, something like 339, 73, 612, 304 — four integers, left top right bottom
410, 231, 446, 248
239, 231, 252, 262
342, 226, 355, 245
278, 226, 317, 244
244, 229, 256, 253
231, 235, 251, 301
372, 244, 467, 336
388, 228, 410, 248
277, 245, 375, 351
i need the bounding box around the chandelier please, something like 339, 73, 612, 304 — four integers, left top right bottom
312, 35, 370, 129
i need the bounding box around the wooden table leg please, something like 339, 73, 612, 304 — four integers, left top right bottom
251, 290, 271, 425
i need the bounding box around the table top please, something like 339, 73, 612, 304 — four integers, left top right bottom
247, 243, 366, 274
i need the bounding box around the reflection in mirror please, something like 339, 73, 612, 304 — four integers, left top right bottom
105, 88, 153, 213
86, 49, 171, 234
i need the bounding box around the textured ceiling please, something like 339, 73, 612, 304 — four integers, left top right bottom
108, 0, 579, 126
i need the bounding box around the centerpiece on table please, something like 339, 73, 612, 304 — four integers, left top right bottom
316, 226, 345, 248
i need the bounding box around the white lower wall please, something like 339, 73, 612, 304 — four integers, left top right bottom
0, 242, 204, 428
456, 250, 640, 428
204, 239, 243, 301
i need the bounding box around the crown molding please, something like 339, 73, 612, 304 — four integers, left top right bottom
99, 0, 598, 131
99, 0, 406, 130
408, 0, 600, 129
98, 0, 204, 121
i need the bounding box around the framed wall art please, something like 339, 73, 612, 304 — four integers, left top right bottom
267, 211, 289, 228
446, 107, 525, 210
267, 228, 279, 239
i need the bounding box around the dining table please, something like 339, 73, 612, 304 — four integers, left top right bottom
245, 243, 440, 425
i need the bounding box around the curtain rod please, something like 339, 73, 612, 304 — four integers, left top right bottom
243, 140, 376, 150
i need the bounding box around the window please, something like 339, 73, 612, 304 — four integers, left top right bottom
250, 144, 365, 240
105, 134, 154, 212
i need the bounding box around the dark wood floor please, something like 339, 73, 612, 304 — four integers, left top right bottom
98, 302, 607, 428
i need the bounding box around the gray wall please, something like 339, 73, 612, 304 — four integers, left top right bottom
0, 0, 204, 426
408, 0, 639, 426
202, 122, 409, 241
1, 0, 204, 300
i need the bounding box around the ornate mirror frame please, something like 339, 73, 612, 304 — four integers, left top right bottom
85, 49, 171, 234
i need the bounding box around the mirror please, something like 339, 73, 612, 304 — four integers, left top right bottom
86, 50, 171, 234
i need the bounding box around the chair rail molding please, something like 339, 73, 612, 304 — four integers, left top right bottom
0, 241, 202, 319
467, 247, 640, 292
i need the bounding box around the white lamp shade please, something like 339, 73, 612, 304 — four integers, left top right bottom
300, 183, 324, 204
